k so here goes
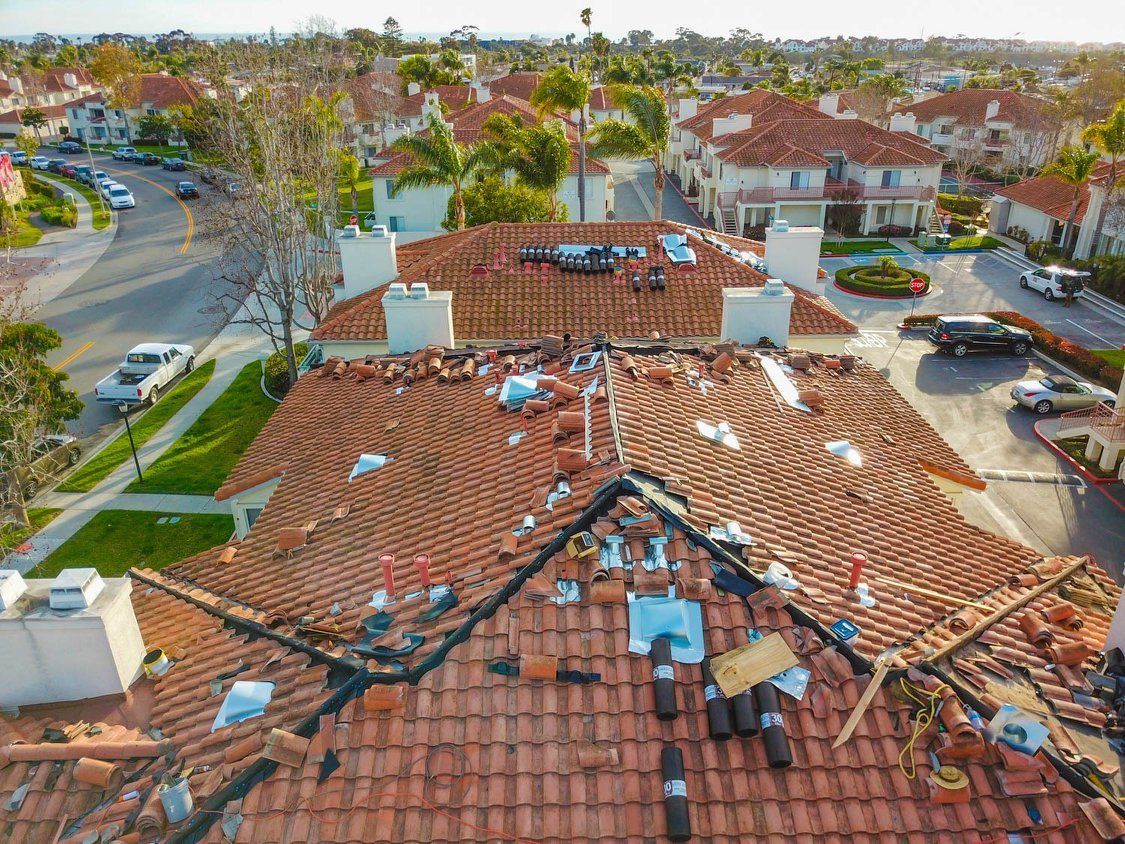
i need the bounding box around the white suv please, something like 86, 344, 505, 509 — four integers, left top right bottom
107, 184, 135, 209
29, 156, 50, 170
1019, 266, 1089, 302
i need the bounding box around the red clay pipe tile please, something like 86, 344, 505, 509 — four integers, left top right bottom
3, 739, 172, 763
498, 532, 519, 562
379, 553, 397, 599
552, 381, 580, 400
647, 365, 674, 381
353, 363, 379, 382
427, 356, 443, 376
948, 608, 983, 633
711, 352, 734, 374
320, 356, 342, 377
1041, 602, 1077, 624
676, 578, 711, 601
459, 359, 476, 381
1048, 641, 1091, 667
823, 358, 842, 370
135, 789, 167, 838
620, 354, 639, 378
522, 399, 549, 417
262, 729, 310, 768
576, 742, 619, 768
519, 653, 559, 681
536, 376, 558, 391
1017, 613, 1054, 646
414, 553, 432, 587
438, 367, 452, 383
788, 353, 810, 371
797, 388, 824, 409
588, 579, 626, 603
633, 567, 671, 596
501, 354, 516, 372
1080, 797, 1125, 841
74, 758, 123, 788
363, 685, 406, 711
276, 527, 308, 553
1009, 573, 1038, 587
938, 698, 976, 743
556, 448, 588, 473
218, 546, 239, 565
848, 551, 867, 590
223, 733, 264, 764
839, 354, 857, 371
556, 411, 585, 433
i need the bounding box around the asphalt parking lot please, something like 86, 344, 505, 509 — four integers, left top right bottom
846, 334, 1124, 580
822, 249, 1125, 349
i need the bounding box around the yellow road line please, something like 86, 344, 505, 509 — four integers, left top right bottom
105, 166, 194, 254
53, 340, 94, 372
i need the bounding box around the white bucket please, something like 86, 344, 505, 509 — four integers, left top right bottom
158, 777, 193, 824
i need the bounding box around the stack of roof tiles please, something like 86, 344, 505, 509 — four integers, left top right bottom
2, 341, 1121, 842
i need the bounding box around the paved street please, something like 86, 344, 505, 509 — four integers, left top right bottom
608, 159, 708, 227
31, 150, 236, 441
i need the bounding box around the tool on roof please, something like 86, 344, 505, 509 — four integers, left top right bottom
702, 657, 732, 741
833, 655, 889, 750
661, 745, 692, 842
651, 637, 678, 721
755, 681, 793, 768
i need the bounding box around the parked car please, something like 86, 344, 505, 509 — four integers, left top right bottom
161, 157, 186, 171
1011, 374, 1116, 414
57, 140, 83, 154
29, 156, 50, 170
98, 178, 119, 199
199, 167, 218, 184
1019, 266, 1089, 302
46, 158, 67, 173
107, 184, 135, 210
10, 150, 28, 165
175, 181, 199, 199
1, 435, 82, 502
94, 343, 196, 406
59, 164, 78, 178
927, 314, 1033, 357
112, 146, 137, 161
74, 165, 94, 185
135, 152, 160, 166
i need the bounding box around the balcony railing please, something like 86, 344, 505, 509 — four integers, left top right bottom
1058, 402, 1125, 442
716, 183, 935, 206
683, 148, 702, 161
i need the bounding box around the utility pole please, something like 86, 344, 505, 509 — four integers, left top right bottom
118, 403, 143, 482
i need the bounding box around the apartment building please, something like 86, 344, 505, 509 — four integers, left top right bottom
0, 67, 98, 111
907, 89, 1069, 172
666, 91, 945, 236
65, 73, 204, 144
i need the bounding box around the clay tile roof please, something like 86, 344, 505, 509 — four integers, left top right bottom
905, 88, 1054, 128
138, 73, 203, 109
343, 72, 415, 122
679, 90, 830, 144
486, 72, 542, 102
714, 118, 946, 167
588, 85, 615, 111
39, 67, 95, 92
311, 221, 857, 343
404, 84, 478, 111
0, 104, 69, 122
994, 163, 1112, 225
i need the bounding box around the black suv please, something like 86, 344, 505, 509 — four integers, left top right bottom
57, 140, 83, 154
927, 314, 1033, 357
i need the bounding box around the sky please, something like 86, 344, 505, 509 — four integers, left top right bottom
4, 0, 1124, 44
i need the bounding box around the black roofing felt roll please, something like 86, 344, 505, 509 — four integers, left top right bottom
650, 637, 677, 721
661, 745, 691, 842
754, 681, 792, 768
702, 658, 732, 741
731, 687, 759, 737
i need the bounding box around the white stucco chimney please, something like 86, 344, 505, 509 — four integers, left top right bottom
10, 77, 24, 95
0, 572, 146, 708
839, 108, 858, 120
382, 283, 454, 354
471, 82, 491, 103
889, 112, 918, 133
337, 226, 399, 300
406, 81, 422, 96
422, 91, 441, 120
765, 220, 826, 294
63, 72, 78, 88
985, 99, 1001, 120
818, 92, 840, 116
721, 281, 794, 347
677, 98, 699, 121
712, 113, 753, 138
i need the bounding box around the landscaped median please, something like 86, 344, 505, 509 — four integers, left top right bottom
902, 311, 1125, 388
834, 263, 931, 298
58, 360, 216, 492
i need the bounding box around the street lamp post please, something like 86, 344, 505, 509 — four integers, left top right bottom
117, 403, 143, 482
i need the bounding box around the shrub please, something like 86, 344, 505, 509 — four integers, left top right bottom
937, 193, 983, 217
1027, 240, 1064, 263
1075, 254, 1125, 305
835, 265, 930, 297
40, 203, 76, 228
876, 224, 912, 237
264, 342, 308, 397
742, 224, 767, 240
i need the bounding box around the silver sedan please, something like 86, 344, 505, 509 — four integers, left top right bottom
1010, 375, 1116, 414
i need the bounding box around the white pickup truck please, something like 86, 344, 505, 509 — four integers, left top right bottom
94, 343, 195, 406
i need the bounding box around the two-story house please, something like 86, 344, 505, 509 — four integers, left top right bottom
0, 67, 101, 140
666, 91, 945, 237
66, 73, 204, 145
365, 94, 614, 237
906, 89, 1069, 172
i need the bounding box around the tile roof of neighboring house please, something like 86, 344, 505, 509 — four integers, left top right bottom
29, 341, 1108, 843
344, 73, 416, 123
137, 73, 204, 110
63, 91, 109, 108
0, 104, 69, 124
906, 89, 1055, 129
679, 90, 830, 143
369, 141, 608, 177
588, 85, 615, 112
713, 117, 948, 167
310, 221, 857, 343
404, 84, 479, 112
994, 163, 1113, 225
0, 575, 332, 844
487, 72, 542, 102
39, 66, 95, 93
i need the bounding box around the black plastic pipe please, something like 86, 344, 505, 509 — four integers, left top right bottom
754, 682, 792, 768
701, 658, 732, 740
650, 637, 678, 721
661, 746, 691, 842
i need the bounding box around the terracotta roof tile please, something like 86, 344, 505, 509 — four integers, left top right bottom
714, 118, 947, 167
994, 163, 1112, 225
137, 73, 203, 109
906, 89, 1056, 129
679, 90, 830, 143
311, 221, 857, 343
486, 73, 542, 102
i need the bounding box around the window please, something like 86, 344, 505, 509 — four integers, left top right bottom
127, 353, 162, 364
245, 507, 263, 528
989, 129, 1001, 142
162, 352, 171, 364
146, 108, 157, 116
388, 216, 405, 232
789, 171, 810, 190
385, 180, 395, 199
881, 170, 901, 188
875, 206, 889, 224
987, 324, 1006, 335
168, 347, 181, 359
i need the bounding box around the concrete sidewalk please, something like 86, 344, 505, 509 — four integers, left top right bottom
19, 172, 117, 310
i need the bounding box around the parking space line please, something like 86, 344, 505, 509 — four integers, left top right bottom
1065, 318, 1113, 346
52, 340, 94, 371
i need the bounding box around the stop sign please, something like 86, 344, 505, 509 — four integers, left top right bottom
909, 277, 926, 293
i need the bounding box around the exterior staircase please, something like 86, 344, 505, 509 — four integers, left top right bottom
720, 207, 739, 236
928, 208, 944, 235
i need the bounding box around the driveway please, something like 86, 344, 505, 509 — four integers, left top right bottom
822, 249, 1125, 349
846, 334, 1125, 580
608, 160, 710, 227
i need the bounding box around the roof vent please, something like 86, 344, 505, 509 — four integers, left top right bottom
409, 282, 430, 299
763, 279, 786, 296
386, 282, 408, 300
773, 219, 790, 233
341, 225, 361, 238
696, 420, 740, 451
0, 570, 28, 611
370, 225, 390, 238
49, 569, 105, 610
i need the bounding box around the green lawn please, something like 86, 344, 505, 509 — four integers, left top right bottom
338, 178, 374, 214
820, 240, 897, 255
2, 211, 43, 247
125, 360, 275, 495
1092, 349, 1125, 369
29, 510, 234, 579
86, 143, 185, 157
0, 508, 62, 554
37, 173, 113, 230
947, 235, 1004, 250
1057, 437, 1120, 479
58, 360, 216, 492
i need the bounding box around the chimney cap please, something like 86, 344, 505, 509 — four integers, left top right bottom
385, 282, 408, 300
771, 220, 790, 232
340, 225, 360, 238
49, 568, 105, 610
763, 279, 786, 296
409, 282, 430, 299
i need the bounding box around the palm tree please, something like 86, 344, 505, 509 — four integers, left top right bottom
388, 114, 496, 230
1081, 100, 1125, 256
588, 85, 670, 220
531, 65, 591, 221
580, 8, 592, 48
338, 151, 365, 217
1041, 145, 1101, 256
483, 113, 571, 220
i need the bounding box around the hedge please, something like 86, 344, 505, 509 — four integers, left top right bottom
264, 342, 308, 397
835, 265, 930, 297
937, 193, 983, 217
40, 203, 77, 228
902, 311, 1124, 387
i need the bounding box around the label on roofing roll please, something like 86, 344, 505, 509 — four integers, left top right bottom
705, 684, 724, 701
653, 665, 674, 682
760, 712, 784, 730
663, 779, 687, 799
